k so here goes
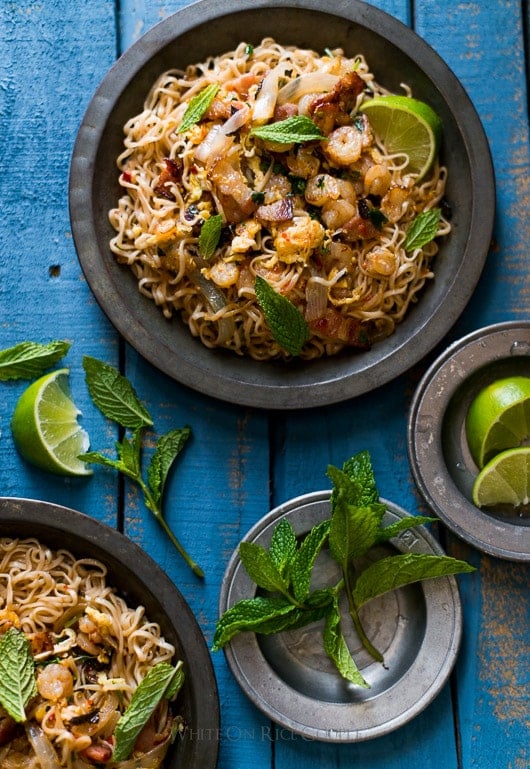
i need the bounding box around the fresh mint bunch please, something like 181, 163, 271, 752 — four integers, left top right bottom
213, 450, 474, 686
81, 356, 203, 579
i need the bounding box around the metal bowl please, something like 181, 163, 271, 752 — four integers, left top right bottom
219, 491, 463, 741
0, 497, 220, 768
408, 321, 530, 562
69, 0, 494, 409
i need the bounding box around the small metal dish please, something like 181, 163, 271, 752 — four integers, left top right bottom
0, 498, 220, 769
408, 320, 530, 561
219, 491, 463, 741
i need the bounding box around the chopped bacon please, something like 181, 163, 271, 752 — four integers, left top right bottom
204, 98, 246, 121
273, 102, 299, 121
340, 214, 380, 242
309, 71, 365, 134
154, 158, 183, 200
309, 308, 371, 349
80, 742, 113, 764
208, 155, 256, 223
0, 715, 18, 747
224, 72, 262, 98
256, 197, 294, 224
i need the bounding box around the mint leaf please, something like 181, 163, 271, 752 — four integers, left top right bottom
323, 599, 369, 688
83, 356, 153, 429
403, 208, 441, 252
376, 515, 437, 544
329, 499, 382, 565
290, 518, 331, 602
352, 553, 475, 609
212, 596, 298, 650
113, 661, 184, 762
147, 427, 191, 508
251, 115, 325, 144
199, 214, 223, 259
254, 275, 310, 356
340, 450, 380, 506
177, 83, 219, 133
0, 628, 37, 722
268, 519, 297, 578
239, 541, 289, 594
0, 340, 70, 381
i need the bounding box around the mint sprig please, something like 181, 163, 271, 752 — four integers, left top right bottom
213, 450, 475, 686
113, 661, 184, 761
81, 356, 203, 579
199, 214, 223, 259
254, 275, 310, 356
0, 340, 70, 381
403, 208, 441, 252
251, 115, 325, 144
177, 84, 219, 134
0, 628, 37, 722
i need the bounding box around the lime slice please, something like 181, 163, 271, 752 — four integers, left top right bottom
359, 95, 442, 179
11, 368, 92, 476
472, 446, 530, 507
465, 376, 530, 468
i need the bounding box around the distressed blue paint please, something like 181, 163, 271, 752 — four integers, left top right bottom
0, 1, 528, 768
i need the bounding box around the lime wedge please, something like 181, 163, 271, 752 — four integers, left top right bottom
359, 95, 442, 180
465, 376, 530, 468
472, 447, 530, 507
11, 368, 92, 476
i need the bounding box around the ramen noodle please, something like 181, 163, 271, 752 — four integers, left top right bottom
109, 38, 450, 360
0, 537, 181, 768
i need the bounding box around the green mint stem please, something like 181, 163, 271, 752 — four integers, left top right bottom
141, 484, 205, 579
343, 570, 384, 663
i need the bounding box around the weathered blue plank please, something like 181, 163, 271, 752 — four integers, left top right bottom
0, 1, 120, 524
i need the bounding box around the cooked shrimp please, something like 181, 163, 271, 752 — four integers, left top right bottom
37, 664, 74, 701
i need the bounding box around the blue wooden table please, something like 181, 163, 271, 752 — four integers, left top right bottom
0, 1, 528, 767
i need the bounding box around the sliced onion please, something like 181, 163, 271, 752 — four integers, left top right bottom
113, 734, 171, 768
221, 103, 251, 135
190, 270, 235, 345
305, 279, 328, 322
194, 126, 232, 165
252, 64, 289, 124
25, 723, 61, 769
277, 73, 339, 105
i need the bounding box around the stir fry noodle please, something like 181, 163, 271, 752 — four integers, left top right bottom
109, 38, 450, 360
0, 538, 181, 768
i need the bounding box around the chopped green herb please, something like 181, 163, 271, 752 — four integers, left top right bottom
177, 84, 219, 133
254, 275, 310, 356
251, 191, 265, 204
289, 175, 307, 195
251, 115, 325, 144
403, 208, 441, 252
245, 43, 254, 56
198, 214, 223, 259
368, 208, 388, 230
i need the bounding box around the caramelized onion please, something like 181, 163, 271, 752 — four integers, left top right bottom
277, 73, 339, 105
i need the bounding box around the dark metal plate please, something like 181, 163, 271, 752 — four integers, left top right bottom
0, 498, 220, 768
69, 0, 494, 409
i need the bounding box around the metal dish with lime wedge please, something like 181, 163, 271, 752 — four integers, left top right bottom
408, 320, 530, 562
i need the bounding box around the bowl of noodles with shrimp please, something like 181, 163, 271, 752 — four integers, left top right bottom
69, 0, 495, 409
0, 498, 219, 769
